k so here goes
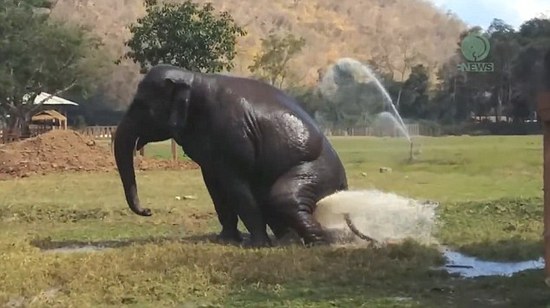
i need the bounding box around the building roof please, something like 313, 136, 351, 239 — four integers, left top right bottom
22, 92, 79, 106
31, 109, 67, 122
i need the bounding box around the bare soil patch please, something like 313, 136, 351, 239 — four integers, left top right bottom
0, 129, 198, 179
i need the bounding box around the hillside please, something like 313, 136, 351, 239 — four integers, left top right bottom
49, 0, 466, 108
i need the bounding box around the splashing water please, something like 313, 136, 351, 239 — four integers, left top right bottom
371, 111, 411, 138
314, 190, 545, 278
318, 57, 412, 143
314, 189, 439, 245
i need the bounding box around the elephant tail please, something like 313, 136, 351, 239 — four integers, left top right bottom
343, 213, 377, 242
314, 190, 379, 244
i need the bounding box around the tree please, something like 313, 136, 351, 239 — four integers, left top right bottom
285, 85, 323, 117
248, 32, 306, 88
0, 0, 107, 137
399, 64, 431, 119
512, 17, 550, 120
483, 19, 519, 121
119, 0, 247, 73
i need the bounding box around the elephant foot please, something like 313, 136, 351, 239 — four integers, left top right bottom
273, 230, 302, 246
241, 235, 272, 249
303, 237, 330, 247
214, 229, 243, 245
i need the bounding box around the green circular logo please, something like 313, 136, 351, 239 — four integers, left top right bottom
460, 33, 491, 62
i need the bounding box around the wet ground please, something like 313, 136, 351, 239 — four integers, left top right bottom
30, 236, 545, 279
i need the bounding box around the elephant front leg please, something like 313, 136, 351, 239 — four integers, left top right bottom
227, 179, 271, 248
204, 168, 271, 247
202, 171, 242, 244
214, 203, 243, 244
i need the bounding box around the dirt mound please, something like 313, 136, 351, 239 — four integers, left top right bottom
0, 129, 198, 179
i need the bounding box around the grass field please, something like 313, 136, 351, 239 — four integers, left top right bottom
0, 135, 548, 307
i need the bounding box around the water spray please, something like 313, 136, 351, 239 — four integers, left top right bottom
318, 58, 414, 161
315, 190, 439, 246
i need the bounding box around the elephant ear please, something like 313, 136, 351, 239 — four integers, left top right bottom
163, 69, 194, 130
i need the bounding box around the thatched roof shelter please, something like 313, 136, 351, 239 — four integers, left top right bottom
31, 109, 67, 129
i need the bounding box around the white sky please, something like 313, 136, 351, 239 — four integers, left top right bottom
429, 0, 550, 30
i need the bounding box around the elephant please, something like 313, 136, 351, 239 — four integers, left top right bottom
113, 64, 369, 247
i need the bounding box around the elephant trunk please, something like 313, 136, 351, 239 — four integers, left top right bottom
114, 113, 152, 216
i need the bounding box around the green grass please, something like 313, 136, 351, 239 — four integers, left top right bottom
1, 135, 549, 307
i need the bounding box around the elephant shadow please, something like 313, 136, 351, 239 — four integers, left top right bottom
28, 232, 314, 252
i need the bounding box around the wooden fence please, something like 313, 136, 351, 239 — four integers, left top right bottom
78, 125, 180, 160
1, 123, 439, 144
78, 123, 438, 140
75, 124, 436, 161
79, 126, 117, 139
323, 123, 421, 137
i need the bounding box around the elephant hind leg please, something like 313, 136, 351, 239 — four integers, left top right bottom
263, 208, 300, 242
268, 165, 329, 246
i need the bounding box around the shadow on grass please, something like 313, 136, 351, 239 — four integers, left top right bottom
29, 233, 239, 250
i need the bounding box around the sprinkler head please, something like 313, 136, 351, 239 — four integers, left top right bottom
408, 141, 415, 163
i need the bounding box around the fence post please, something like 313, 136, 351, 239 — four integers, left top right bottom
171, 139, 177, 161
110, 132, 115, 154
536, 64, 550, 286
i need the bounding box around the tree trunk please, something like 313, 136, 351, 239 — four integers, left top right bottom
396, 87, 403, 110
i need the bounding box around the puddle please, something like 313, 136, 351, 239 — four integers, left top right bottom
30, 234, 250, 254
439, 246, 544, 278
45, 245, 111, 254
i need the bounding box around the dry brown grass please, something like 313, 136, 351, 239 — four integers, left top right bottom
48, 0, 466, 108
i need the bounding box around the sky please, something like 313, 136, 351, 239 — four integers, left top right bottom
429, 0, 550, 30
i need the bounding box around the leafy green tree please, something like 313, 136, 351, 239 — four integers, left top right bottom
248, 32, 306, 88
512, 17, 550, 119
399, 64, 431, 119
0, 0, 107, 137
483, 19, 520, 120
119, 0, 247, 73
285, 85, 324, 117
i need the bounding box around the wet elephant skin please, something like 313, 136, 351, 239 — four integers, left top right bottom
114, 64, 348, 247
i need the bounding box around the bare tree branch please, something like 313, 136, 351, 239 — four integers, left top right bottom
25, 53, 77, 95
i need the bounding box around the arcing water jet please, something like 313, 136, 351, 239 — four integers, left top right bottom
318, 57, 416, 161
